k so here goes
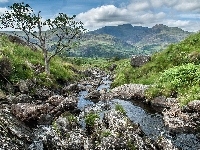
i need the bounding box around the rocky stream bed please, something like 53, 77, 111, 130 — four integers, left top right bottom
0, 68, 200, 149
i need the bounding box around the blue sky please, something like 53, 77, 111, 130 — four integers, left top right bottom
0, 0, 200, 32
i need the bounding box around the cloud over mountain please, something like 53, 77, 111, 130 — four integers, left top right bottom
76, 0, 200, 32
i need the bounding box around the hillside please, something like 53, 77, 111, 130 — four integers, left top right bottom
112, 31, 200, 105
68, 33, 138, 58
89, 24, 192, 55
92, 24, 191, 44
0, 34, 79, 90
1, 24, 192, 58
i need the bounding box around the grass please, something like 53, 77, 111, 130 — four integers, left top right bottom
112, 32, 200, 105
115, 104, 126, 115
0, 34, 78, 87
85, 112, 99, 127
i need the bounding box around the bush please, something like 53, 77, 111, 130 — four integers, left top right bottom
85, 112, 99, 127
115, 104, 126, 115
146, 63, 200, 105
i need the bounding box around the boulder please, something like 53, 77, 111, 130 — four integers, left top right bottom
18, 80, 29, 93
109, 63, 117, 71
130, 55, 151, 67
85, 90, 101, 101
186, 100, 200, 112
162, 105, 199, 134
110, 84, 149, 100
150, 96, 178, 109
34, 88, 52, 100
11, 103, 50, 123
0, 107, 33, 149
62, 83, 79, 96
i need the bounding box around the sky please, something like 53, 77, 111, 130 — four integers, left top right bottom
0, 0, 200, 32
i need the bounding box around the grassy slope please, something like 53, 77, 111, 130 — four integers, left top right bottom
112, 32, 200, 105
0, 34, 78, 88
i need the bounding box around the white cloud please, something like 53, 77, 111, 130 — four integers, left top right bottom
0, 7, 9, 15
76, 3, 168, 31
128, 1, 150, 11
174, 1, 200, 12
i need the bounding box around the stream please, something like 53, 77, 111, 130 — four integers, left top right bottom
77, 74, 200, 150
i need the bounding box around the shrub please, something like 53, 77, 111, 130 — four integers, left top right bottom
146, 63, 200, 105
115, 104, 126, 115
101, 131, 111, 137
85, 112, 99, 127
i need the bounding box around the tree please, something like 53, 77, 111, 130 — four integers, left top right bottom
0, 2, 86, 74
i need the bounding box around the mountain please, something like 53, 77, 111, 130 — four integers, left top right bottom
91, 24, 191, 45
90, 24, 151, 44
1, 24, 193, 58
68, 33, 138, 58
85, 24, 192, 55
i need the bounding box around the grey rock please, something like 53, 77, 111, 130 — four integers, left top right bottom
85, 90, 101, 101
34, 88, 52, 100
11, 103, 50, 122
0, 107, 33, 149
109, 84, 149, 100
18, 80, 29, 93
162, 105, 199, 134
151, 96, 178, 109
186, 100, 200, 112
130, 55, 151, 67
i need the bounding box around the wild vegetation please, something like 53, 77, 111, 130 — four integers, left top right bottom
112, 32, 200, 105
0, 2, 85, 74
0, 34, 79, 89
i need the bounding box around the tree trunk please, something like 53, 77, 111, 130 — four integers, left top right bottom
44, 50, 50, 75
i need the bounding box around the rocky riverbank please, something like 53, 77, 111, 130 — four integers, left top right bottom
104, 83, 200, 137
0, 68, 199, 149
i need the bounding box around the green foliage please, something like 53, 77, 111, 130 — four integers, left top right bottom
68, 33, 138, 58
127, 140, 137, 150
115, 104, 126, 115
146, 63, 200, 105
113, 32, 200, 85
0, 2, 85, 74
0, 34, 78, 87
62, 112, 77, 123
113, 32, 200, 105
85, 112, 99, 127
101, 131, 111, 137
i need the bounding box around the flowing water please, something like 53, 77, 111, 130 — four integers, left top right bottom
77, 74, 200, 150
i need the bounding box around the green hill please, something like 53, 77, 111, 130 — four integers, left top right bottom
68, 33, 138, 58
0, 34, 79, 90
112, 32, 200, 105
2, 24, 192, 58
90, 24, 192, 55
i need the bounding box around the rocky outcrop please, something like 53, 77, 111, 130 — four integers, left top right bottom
84, 90, 101, 101
130, 55, 151, 67
162, 104, 200, 134
0, 105, 34, 149
11, 95, 77, 125
8, 34, 37, 51
185, 100, 200, 112
102, 84, 149, 100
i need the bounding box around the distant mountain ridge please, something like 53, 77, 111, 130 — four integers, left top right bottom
70, 24, 192, 57
1, 24, 193, 58
90, 24, 191, 45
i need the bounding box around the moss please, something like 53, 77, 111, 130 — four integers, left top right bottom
101, 131, 111, 137
85, 112, 99, 127
127, 140, 137, 150
115, 104, 126, 115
